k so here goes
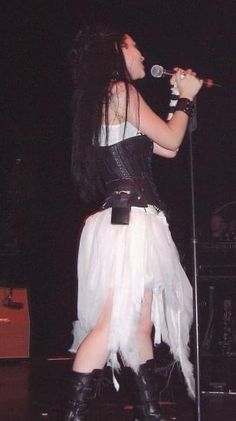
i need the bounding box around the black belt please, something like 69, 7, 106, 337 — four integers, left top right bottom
102, 190, 151, 225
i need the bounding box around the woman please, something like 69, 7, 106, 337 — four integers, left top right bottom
65, 25, 202, 421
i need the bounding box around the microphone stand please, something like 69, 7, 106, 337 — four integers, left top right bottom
187, 99, 202, 421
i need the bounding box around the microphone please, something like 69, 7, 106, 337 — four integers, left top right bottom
151, 64, 222, 88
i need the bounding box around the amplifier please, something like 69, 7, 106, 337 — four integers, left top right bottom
0, 288, 30, 358
199, 276, 236, 392
197, 241, 236, 277
198, 277, 236, 358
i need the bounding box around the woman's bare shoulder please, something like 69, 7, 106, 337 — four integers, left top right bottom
110, 81, 138, 97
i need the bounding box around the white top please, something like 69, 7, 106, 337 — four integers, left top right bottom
98, 122, 140, 146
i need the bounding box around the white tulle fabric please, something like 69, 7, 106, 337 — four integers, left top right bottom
69, 205, 195, 398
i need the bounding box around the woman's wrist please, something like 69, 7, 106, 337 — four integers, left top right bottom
167, 86, 195, 120
175, 97, 195, 117
179, 94, 194, 101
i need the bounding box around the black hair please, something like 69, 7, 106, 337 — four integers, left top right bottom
69, 25, 132, 203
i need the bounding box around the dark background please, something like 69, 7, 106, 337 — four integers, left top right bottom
1, 0, 236, 356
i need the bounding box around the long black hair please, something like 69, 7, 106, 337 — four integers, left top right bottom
69, 25, 132, 204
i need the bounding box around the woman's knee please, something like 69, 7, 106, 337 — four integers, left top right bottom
92, 318, 110, 337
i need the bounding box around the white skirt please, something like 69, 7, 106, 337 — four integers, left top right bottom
69, 205, 195, 398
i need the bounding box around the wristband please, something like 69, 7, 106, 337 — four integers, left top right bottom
175, 97, 194, 117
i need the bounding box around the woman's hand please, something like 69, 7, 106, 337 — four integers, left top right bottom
170, 68, 203, 100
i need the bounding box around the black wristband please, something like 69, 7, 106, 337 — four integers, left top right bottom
175, 97, 194, 117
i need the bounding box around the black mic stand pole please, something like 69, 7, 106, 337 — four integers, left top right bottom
187, 99, 202, 421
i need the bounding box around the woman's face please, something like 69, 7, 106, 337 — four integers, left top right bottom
121, 35, 145, 80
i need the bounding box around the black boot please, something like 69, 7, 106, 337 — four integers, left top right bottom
64, 369, 102, 421
124, 359, 169, 421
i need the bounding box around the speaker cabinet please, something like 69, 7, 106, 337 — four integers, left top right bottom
198, 276, 236, 357
0, 288, 30, 358
198, 276, 236, 392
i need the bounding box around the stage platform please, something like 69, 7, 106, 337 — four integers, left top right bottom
0, 357, 236, 420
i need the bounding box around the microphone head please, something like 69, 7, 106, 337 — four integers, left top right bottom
151, 64, 164, 78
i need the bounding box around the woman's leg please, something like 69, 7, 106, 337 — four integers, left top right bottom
64, 290, 114, 420
136, 289, 154, 364
127, 289, 168, 420
73, 288, 113, 373
73, 287, 153, 372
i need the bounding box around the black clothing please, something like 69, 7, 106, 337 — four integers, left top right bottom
98, 135, 164, 211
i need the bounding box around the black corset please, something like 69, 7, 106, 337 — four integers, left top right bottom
98, 135, 164, 211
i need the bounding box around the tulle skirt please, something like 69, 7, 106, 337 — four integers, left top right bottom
69, 205, 195, 398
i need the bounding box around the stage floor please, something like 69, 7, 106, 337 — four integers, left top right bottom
0, 357, 236, 421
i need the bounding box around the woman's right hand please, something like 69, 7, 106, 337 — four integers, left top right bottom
171, 68, 203, 100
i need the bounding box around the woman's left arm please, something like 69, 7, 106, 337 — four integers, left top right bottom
152, 142, 178, 157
